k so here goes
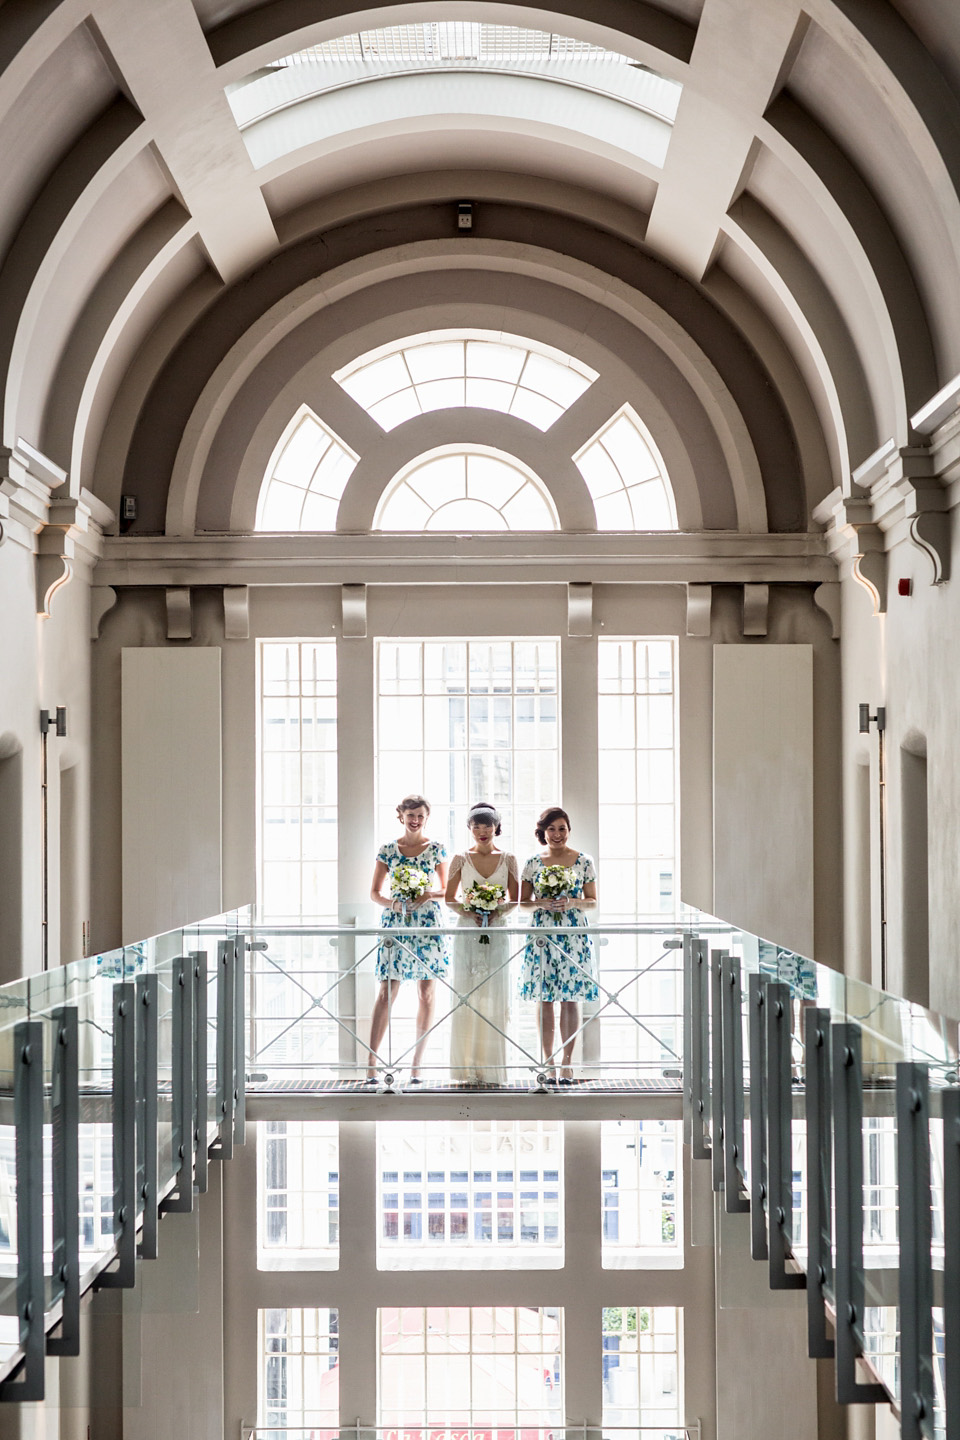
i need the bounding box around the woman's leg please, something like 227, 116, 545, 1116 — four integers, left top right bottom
411, 978, 436, 1077
538, 1002, 557, 1075
559, 1001, 581, 1077
367, 979, 401, 1076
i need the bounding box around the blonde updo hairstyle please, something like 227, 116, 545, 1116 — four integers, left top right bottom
397, 794, 431, 821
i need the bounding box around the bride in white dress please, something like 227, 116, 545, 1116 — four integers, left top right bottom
444, 802, 519, 1085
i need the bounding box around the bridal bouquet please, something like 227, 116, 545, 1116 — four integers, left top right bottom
463, 881, 506, 943
534, 864, 577, 902
390, 864, 430, 916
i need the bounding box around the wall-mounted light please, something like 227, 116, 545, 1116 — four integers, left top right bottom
858, 703, 885, 733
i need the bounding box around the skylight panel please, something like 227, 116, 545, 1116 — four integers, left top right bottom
334, 331, 597, 432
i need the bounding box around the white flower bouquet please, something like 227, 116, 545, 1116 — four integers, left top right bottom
534, 864, 577, 901
463, 881, 506, 943
390, 863, 430, 916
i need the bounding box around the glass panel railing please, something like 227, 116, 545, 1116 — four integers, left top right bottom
243, 920, 711, 1090
0, 906, 249, 1393
686, 909, 960, 1437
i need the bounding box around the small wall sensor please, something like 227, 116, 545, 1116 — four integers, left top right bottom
120, 495, 138, 521
457, 202, 473, 231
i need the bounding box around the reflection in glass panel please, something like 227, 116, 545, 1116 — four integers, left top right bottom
256, 408, 358, 531
601, 1120, 682, 1265
334, 329, 596, 433
376, 449, 557, 531
377, 1121, 562, 1269
575, 404, 677, 530
378, 1305, 563, 1427
601, 1305, 682, 1433
259, 1307, 339, 1435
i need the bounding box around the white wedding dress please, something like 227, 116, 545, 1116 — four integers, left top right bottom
449, 851, 517, 1085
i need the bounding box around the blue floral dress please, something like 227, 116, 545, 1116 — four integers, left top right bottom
376, 840, 449, 981
519, 853, 598, 1001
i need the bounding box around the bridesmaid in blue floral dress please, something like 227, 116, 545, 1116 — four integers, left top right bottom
366, 794, 448, 1084
520, 806, 598, 1084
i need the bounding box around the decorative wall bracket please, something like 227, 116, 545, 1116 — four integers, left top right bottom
742, 582, 769, 636
567, 581, 593, 637
686, 583, 712, 636
341, 582, 367, 638
222, 586, 250, 640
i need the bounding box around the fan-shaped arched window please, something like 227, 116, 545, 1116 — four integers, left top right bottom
333, 331, 596, 431
574, 406, 677, 530
256, 408, 358, 530
374, 447, 558, 530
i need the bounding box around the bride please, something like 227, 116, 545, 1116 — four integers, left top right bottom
444, 802, 519, 1085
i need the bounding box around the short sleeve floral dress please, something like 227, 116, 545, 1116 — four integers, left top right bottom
519, 852, 598, 1002
376, 840, 449, 981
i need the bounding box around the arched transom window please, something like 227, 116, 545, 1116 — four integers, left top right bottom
257, 407, 358, 530
575, 406, 677, 530
333, 331, 597, 431
375, 447, 558, 531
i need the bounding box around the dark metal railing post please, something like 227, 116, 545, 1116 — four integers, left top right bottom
47, 1005, 80, 1357
710, 950, 728, 1193
691, 936, 711, 1160
0, 1021, 46, 1400
211, 939, 235, 1160
99, 982, 137, 1289
943, 1085, 960, 1440
137, 974, 159, 1260
805, 1006, 835, 1359
897, 1062, 933, 1440
766, 981, 804, 1290
163, 954, 195, 1214
721, 952, 750, 1212
194, 950, 209, 1193
234, 938, 246, 1148
748, 973, 768, 1260
682, 932, 695, 1148
831, 1022, 886, 1403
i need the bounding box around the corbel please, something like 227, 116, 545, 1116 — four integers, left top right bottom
223, 586, 250, 640
36, 486, 112, 619
567, 581, 593, 638
685, 583, 712, 637
341, 583, 367, 638
90, 586, 119, 640
166, 587, 192, 640
900, 474, 950, 586
813, 581, 841, 640
742, 583, 769, 637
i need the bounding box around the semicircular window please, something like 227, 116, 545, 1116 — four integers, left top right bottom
375, 447, 558, 531
256, 408, 359, 530
575, 405, 677, 529
333, 330, 597, 432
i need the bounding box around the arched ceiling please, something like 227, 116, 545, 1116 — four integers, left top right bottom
2, 0, 959, 545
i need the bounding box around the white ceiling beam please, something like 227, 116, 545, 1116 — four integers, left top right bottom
645, 0, 804, 281
91, 0, 277, 283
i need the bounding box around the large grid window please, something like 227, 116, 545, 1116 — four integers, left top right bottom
334, 330, 596, 432
377, 1120, 562, 1269
602, 1306, 682, 1433
258, 641, 337, 920
376, 639, 559, 847
258, 1121, 339, 1270
379, 1306, 563, 1427
259, 1308, 339, 1437
601, 1120, 681, 1266
598, 639, 677, 917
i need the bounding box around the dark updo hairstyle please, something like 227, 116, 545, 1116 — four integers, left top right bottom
535, 806, 571, 844
397, 793, 431, 820
467, 801, 502, 836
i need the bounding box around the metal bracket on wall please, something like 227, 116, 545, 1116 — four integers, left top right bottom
162, 955, 196, 1215
137, 975, 159, 1260
0, 1023, 45, 1400
805, 1007, 835, 1359
194, 951, 209, 1194
943, 1086, 960, 1440
710, 950, 728, 1193
209, 939, 236, 1161
690, 936, 711, 1160
831, 1023, 887, 1403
